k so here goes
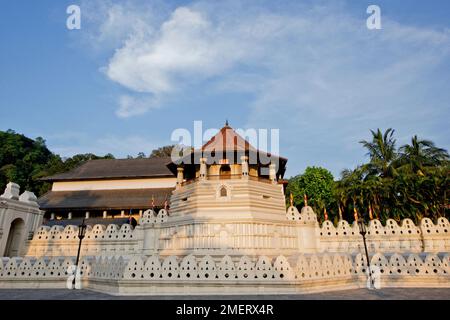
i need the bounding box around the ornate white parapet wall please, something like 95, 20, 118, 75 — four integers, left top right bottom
27, 207, 305, 257
286, 204, 449, 254
25, 209, 172, 257
26, 223, 142, 257
1, 200, 450, 295
1, 252, 449, 294
318, 217, 450, 253
24, 204, 450, 258
0, 256, 92, 289
286, 205, 320, 253
0, 182, 44, 257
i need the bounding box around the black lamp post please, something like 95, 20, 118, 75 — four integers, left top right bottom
357, 218, 373, 288
73, 218, 87, 289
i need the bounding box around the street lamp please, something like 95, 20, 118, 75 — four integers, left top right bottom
73, 218, 87, 289
357, 218, 373, 288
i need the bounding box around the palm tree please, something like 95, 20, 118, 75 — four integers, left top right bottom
332, 181, 347, 220
334, 129, 449, 224
359, 128, 397, 177
398, 135, 449, 174
361, 175, 383, 219
339, 166, 367, 217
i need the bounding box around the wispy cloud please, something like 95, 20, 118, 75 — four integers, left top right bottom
104, 6, 251, 94
116, 94, 160, 118
80, 0, 450, 176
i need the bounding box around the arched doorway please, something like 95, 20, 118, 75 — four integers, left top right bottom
4, 218, 25, 257
220, 164, 231, 179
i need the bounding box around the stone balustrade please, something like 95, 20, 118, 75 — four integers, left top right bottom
319, 216, 450, 253
24, 206, 450, 258
1, 252, 448, 293
26, 223, 141, 257
2, 188, 449, 294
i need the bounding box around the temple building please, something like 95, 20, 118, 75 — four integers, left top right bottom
168, 122, 288, 223
38, 157, 176, 224
1, 122, 449, 295
36, 122, 288, 227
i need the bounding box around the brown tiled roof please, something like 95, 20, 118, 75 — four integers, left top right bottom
168, 124, 288, 179
38, 188, 174, 210
201, 124, 258, 152
41, 157, 175, 181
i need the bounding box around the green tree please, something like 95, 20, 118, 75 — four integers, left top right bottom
335, 129, 449, 224
0, 130, 54, 195
149, 145, 175, 158
397, 135, 449, 175
286, 167, 335, 221
0, 130, 116, 196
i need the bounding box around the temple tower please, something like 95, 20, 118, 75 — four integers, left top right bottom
147, 123, 294, 257
167, 123, 288, 221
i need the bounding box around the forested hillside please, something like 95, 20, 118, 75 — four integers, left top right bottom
0, 130, 114, 196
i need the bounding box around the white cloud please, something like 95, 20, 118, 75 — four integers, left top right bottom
82, 0, 450, 176
98, 2, 450, 110
105, 6, 249, 95
116, 94, 160, 118
80, 0, 161, 52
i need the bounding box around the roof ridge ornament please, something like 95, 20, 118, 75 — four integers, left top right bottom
225, 119, 229, 127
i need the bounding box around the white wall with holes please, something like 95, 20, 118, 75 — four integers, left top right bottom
318, 215, 450, 253
1, 202, 450, 294
23, 206, 450, 259
2, 252, 448, 293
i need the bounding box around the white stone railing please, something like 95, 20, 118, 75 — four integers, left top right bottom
118, 252, 449, 281
25, 206, 450, 258
286, 205, 449, 253
0, 256, 91, 281
25, 209, 173, 257
1, 252, 449, 292
286, 206, 318, 224
319, 217, 450, 253
140, 209, 168, 224
26, 224, 141, 257
32, 223, 137, 242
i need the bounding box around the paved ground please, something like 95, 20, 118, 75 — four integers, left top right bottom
0, 288, 449, 300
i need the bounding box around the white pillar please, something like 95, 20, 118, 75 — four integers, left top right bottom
68, 212, 72, 220
176, 166, 184, 189
50, 213, 55, 220
121, 210, 125, 217
139, 210, 143, 218
0, 206, 6, 226
199, 158, 207, 180
241, 155, 249, 179
85, 211, 90, 219
103, 211, 107, 218
269, 163, 277, 183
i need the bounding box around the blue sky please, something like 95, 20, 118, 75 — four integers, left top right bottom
0, 0, 449, 178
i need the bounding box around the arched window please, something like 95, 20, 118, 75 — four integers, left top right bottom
220, 164, 231, 179
220, 186, 228, 197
